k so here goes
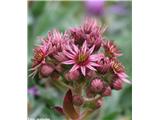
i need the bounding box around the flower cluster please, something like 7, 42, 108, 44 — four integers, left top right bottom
29, 18, 130, 120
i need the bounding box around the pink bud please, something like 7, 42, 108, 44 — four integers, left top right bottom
54, 52, 68, 62
112, 79, 123, 90
86, 71, 97, 80
73, 95, 84, 106
90, 79, 104, 93
97, 57, 110, 74
102, 86, 112, 96
86, 87, 95, 98
65, 70, 80, 81
95, 98, 103, 109
55, 64, 64, 73
40, 64, 54, 77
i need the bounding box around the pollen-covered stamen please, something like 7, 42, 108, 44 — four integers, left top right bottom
32, 48, 47, 67
35, 49, 44, 62
112, 60, 124, 73
76, 52, 89, 64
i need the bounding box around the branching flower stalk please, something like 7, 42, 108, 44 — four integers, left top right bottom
29, 18, 131, 120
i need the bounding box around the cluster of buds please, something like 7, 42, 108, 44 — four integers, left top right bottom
29, 18, 131, 120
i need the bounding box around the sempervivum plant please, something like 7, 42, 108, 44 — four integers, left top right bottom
29, 18, 131, 120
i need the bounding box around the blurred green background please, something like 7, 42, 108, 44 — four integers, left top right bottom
28, 1, 132, 120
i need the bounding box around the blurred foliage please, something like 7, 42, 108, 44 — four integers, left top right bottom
28, 1, 132, 120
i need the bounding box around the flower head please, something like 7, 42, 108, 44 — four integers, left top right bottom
69, 18, 105, 51
103, 40, 122, 58
32, 45, 48, 68
110, 59, 131, 84
82, 18, 104, 51
62, 41, 102, 76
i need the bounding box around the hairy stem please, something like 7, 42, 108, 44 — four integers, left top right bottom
84, 95, 102, 102
80, 109, 94, 120
58, 80, 73, 90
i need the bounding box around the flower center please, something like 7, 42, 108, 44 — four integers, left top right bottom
113, 62, 124, 72
35, 50, 44, 61
76, 53, 88, 64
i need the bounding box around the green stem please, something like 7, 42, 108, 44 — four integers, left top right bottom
73, 82, 83, 114
80, 109, 94, 120
84, 95, 101, 102
58, 80, 73, 90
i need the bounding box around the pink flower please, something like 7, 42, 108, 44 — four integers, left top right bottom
103, 40, 122, 58
32, 45, 48, 68
110, 59, 131, 84
82, 18, 104, 51
40, 30, 67, 61
62, 41, 103, 76
69, 27, 85, 45
69, 18, 106, 51
29, 44, 49, 78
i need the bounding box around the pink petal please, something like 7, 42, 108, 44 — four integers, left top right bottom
81, 66, 86, 76
66, 46, 76, 55
115, 52, 123, 56
90, 53, 104, 61
90, 62, 101, 67
82, 41, 87, 53
88, 45, 95, 54
62, 60, 75, 65
64, 50, 74, 59
72, 44, 79, 53
70, 64, 79, 72
122, 79, 131, 84
118, 72, 128, 78
86, 64, 96, 71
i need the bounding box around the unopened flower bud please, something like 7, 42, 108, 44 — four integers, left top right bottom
86, 87, 95, 98
112, 79, 123, 90
95, 98, 103, 109
86, 71, 97, 80
65, 70, 80, 81
73, 95, 84, 106
54, 52, 68, 62
90, 79, 104, 93
97, 57, 110, 74
40, 64, 54, 77
55, 64, 64, 73
102, 86, 111, 96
